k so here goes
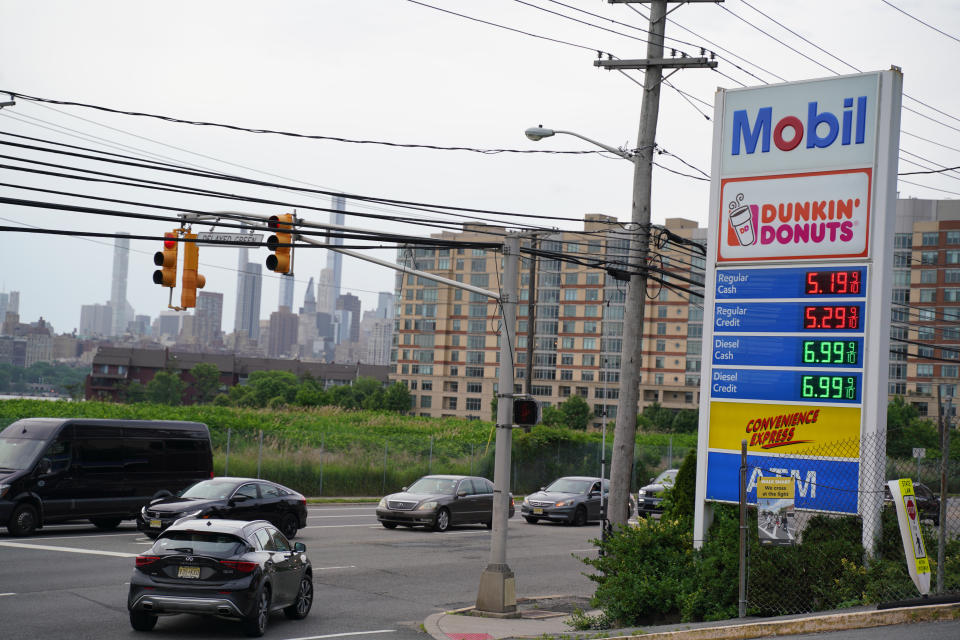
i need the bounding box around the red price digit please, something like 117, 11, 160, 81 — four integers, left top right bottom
807, 272, 820, 294
850, 271, 861, 294
833, 306, 844, 328
849, 306, 859, 329
805, 306, 817, 328
834, 271, 847, 294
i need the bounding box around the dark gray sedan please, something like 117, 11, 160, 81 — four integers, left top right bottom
376, 474, 514, 532
522, 476, 633, 526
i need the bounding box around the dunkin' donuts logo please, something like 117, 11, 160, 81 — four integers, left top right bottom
725, 192, 863, 248
717, 169, 871, 262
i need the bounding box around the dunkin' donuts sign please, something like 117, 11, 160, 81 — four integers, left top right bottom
717, 74, 880, 263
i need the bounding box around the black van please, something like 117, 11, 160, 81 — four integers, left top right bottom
0, 418, 213, 536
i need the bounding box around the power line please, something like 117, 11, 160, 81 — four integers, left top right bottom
880, 0, 960, 46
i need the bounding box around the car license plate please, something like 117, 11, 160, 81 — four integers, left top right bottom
177, 566, 200, 579
150, 519, 162, 529
533, 508, 543, 515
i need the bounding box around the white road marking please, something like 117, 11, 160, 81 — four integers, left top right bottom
302, 524, 382, 529
0, 593, 15, 597
307, 507, 376, 511
284, 630, 394, 640
0, 541, 138, 558
307, 514, 377, 519
316, 565, 356, 570
15, 532, 141, 542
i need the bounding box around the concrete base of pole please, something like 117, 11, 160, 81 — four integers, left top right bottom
475, 564, 518, 616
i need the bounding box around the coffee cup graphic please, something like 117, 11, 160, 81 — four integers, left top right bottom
728, 193, 755, 246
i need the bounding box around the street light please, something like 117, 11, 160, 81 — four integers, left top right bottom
524, 124, 653, 528
524, 126, 634, 161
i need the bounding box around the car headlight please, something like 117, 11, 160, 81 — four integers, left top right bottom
638, 489, 647, 497
416, 501, 438, 511
378, 497, 387, 508
555, 499, 574, 507
522, 497, 530, 506
180, 509, 203, 519
0, 483, 9, 499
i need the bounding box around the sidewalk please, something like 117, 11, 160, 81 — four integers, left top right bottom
423, 597, 960, 640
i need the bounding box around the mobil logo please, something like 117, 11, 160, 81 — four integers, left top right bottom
731, 95, 868, 156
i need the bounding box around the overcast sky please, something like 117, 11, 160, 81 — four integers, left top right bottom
1, 0, 958, 335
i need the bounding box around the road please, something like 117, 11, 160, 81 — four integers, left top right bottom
0, 504, 600, 640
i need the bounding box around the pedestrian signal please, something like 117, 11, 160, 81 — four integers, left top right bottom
513, 397, 541, 428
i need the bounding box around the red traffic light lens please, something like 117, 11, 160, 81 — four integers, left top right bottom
163, 233, 177, 249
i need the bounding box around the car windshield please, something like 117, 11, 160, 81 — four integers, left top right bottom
0, 437, 47, 471
545, 478, 593, 494
154, 531, 247, 558
654, 470, 678, 486
181, 480, 237, 500
407, 477, 459, 495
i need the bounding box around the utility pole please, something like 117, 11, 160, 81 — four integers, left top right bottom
599, 0, 718, 525
524, 235, 539, 395
936, 385, 952, 593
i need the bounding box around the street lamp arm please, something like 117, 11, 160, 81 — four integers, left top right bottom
524, 126, 634, 162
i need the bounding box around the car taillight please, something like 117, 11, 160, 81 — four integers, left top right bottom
220, 560, 257, 574
136, 555, 160, 568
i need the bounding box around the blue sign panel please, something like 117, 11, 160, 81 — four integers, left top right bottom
712, 336, 864, 368
716, 266, 867, 300
715, 301, 866, 333
711, 368, 861, 403
706, 451, 859, 514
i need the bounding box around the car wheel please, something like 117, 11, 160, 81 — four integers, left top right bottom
242, 584, 271, 637
381, 521, 398, 529
284, 575, 314, 620
279, 513, 299, 539
90, 517, 122, 531
572, 506, 588, 527
7, 503, 39, 537
129, 610, 158, 632
433, 507, 451, 532
523, 516, 539, 524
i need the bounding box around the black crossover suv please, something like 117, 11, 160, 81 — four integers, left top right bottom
128, 518, 313, 636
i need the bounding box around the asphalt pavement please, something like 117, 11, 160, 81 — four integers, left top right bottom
423, 600, 960, 640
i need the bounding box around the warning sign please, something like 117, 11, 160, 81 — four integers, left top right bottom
888, 479, 930, 594
757, 476, 796, 546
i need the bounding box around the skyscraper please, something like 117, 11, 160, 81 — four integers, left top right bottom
336, 293, 361, 343
234, 245, 263, 341
110, 233, 130, 336
376, 292, 395, 319
194, 291, 224, 345
317, 268, 336, 315
328, 195, 345, 301
279, 274, 295, 311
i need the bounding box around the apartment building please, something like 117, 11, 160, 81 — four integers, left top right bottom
390, 215, 706, 424
890, 198, 960, 422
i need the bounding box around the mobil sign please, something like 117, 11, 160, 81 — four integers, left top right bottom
717, 73, 881, 262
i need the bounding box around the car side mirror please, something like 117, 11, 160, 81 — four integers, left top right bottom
293, 542, 306, 553
457, 490, 467, 498
36, 457, 53, 476
649, 477, 655, 483
230, 495, 250, 505
401, 487, 408, 492
540, 486, 546, 491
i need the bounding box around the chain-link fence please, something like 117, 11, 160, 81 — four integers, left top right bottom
742, 430, 959, 615
214, 426, 690, 498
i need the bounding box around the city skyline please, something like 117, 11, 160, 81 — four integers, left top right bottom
1, 2, 958, 336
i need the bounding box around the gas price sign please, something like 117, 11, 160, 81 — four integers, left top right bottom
697, 70, 901, 534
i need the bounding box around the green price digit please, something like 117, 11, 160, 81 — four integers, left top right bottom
803, 342, 815, 363
831, 376, 843, 398
846, 342, 857, 364
818, 376, 830, 398
802, 376, 813, 397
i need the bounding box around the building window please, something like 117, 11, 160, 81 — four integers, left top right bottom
466, 382, 482, 393
654, 374, 664, 385
946, 230, 960, 245
531, 385, 552, 396
443, 397, 458, 410
559, 386, 571, 398
657, 323, 666, 335
942, 365, 959, 378
420, 395, 432, 408
465, 398, 482, 411
894, 233, 911, 249
922, 232, 939, 246
917, 364, 934, 377
444, 381, 458, 392
921, 251, 938, 265
919, 269, 937, 284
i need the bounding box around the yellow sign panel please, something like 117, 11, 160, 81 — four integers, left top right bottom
757, 476, 795, 500
709, 401, 861, 456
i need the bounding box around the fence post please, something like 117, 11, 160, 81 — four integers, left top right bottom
319, 432, 324, 497
738, 439, 748, 618
224, 428, 231, 476
668, 435, 673, 469
256, 429, 263, 479
382, 442, 388, 495
470, 442, 475, 476
429, 435, 434, 474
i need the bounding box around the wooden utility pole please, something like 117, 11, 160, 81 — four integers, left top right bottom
599, 0, 718, 525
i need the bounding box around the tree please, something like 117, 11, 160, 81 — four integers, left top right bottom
245, 370, 299, 407
146, 370, 186, 405
383, 382, 412, 412
190, 362, 221, 404
637, 402, 675, 432
559, 395, 593, 430
540, 404, 564, 427
886, 396, 939, 458
123, 380, 148, 403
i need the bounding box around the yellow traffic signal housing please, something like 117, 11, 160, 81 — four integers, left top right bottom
152, 231, 179, 288
266, 213, 294, 274
180, 233, 206, 308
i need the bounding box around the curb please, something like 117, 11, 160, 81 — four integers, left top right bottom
561, 603, 960, 640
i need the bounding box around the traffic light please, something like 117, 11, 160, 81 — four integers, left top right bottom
180, 232, 206, 308
266, 213, 294, 274
152, 231, 179, 288
513, 396, 541, 430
